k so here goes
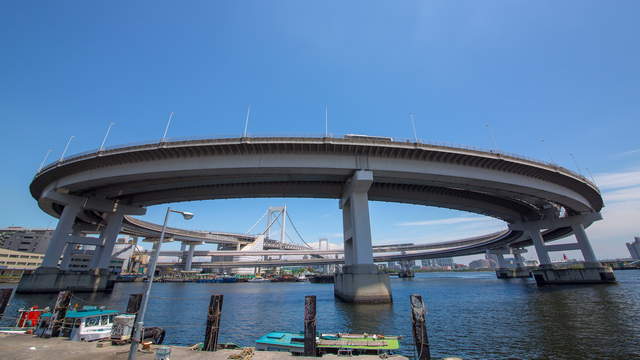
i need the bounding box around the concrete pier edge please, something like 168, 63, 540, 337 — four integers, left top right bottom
334, 264, 393, 304
531, 264, 617, 286
16, 267, 116, 294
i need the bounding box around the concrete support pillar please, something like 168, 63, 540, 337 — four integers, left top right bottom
335, 170, 391, 303
59, 244, 74, 271
348, 191, 374, 265
341, 201, 354, 266
63, 228, 84, 271
185, 244, 196, 271
514, 253, 526, 267
180, 242, 187, 263
60, 228, 81, 271
528, 227, 551, 266
571, 223, 599, 264
94, 212, 125, 270
495, 253, 507, 268
42, 203, 82, 268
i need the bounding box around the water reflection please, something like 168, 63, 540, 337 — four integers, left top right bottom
1, 271, 639, 359
335, 301, 394, 333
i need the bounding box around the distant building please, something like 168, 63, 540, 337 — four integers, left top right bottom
66, 237, 142, 274
0, 248, 43, 278
0, 227, 53, 254
386, 261, 400, 271
469, 259, 496, 270
421, 258, 454, 268
524, 259, 539, 267
627, 237, 640, 260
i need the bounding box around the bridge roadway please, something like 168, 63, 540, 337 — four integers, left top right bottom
23, 136, 609, 300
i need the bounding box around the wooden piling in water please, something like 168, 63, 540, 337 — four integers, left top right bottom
304, 295, 317, 356
46, 290, 72, 338
126, 293, 143, 315
203, 294, 224, 351
0, 288, 13, 320
410, 294, 431, 360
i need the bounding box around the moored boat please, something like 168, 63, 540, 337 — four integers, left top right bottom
0, 306, 45, 334
269, 275, 298, 282
35, 306, 119, 341
308, 274, 335, 283
255, 331, 400, 356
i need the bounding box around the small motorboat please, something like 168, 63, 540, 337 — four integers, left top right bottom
248, 276, 270, 283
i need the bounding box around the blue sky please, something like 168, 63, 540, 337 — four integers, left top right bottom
1, 1, 639, 263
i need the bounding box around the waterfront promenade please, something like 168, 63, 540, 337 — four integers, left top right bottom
0, 334, 408, 360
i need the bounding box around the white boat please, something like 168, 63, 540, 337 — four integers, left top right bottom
35, 306, 119, 341
248, 277, 270, 283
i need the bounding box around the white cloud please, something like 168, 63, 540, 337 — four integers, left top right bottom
603, 186, 640, 203
305, 240, 343, 250
613, 148, 640, 158
583, 167, 640, 259
594, 168, 640, 190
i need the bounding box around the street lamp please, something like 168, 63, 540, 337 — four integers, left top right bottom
128, 207, 194, 360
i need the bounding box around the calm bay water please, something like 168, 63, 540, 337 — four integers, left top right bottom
2, 271, 639, 359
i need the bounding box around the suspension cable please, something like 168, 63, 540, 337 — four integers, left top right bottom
286, 212, 312, 248
245, 210, 268, 234
261, 212, 282, 237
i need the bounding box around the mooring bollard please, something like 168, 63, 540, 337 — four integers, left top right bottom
304, 295, 317, 356
203, 294, 224, 351
410, 294, 431, 360
0, 288, 13, 320
46, 290, 72, 338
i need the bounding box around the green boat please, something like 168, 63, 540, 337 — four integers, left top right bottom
255, 332, 400, 356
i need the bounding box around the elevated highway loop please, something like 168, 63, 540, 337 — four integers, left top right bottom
21, 136, 612, 298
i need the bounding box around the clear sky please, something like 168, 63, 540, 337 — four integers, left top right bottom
1, 1, 639, 263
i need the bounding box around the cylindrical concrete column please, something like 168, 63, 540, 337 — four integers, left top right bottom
528, 227, 551, 265
185, 243, 196, 271
96, 212, 125, 270
42, 203, 81, 268
571, 223, 598, 263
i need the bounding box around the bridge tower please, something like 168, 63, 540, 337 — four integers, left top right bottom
334, 170, 392, 303
266, 206, 287, 244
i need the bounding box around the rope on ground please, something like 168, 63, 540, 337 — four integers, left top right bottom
227, 347, 254, 360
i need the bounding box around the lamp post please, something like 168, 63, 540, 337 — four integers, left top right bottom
128, 207, 194, 360
99, 122, 115, 151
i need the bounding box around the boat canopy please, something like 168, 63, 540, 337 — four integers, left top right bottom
40, 307, 119, 319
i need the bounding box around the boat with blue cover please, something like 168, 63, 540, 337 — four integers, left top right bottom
35, 306, 119, 341
256, 331, 400, 356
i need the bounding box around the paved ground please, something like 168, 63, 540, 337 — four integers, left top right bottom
0, 334, 409, 359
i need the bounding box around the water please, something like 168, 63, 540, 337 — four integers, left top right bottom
2, 271, 640, 359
